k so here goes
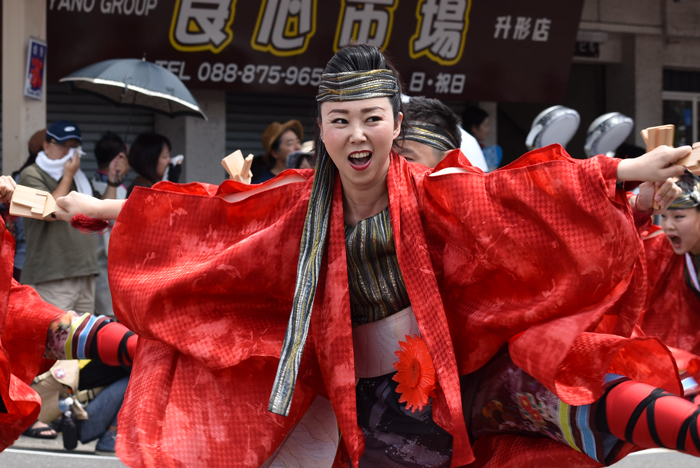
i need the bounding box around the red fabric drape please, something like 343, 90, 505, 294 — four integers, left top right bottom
640, 227, 700, 355
0, 220, 63, 450
110, 145, 682, 468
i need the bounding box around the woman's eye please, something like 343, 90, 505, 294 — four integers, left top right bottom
331, 118, 347, 124
367, 116, 382, 122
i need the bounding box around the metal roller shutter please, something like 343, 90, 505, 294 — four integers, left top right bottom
47, 84, 155, 178
226, 92, 317, 158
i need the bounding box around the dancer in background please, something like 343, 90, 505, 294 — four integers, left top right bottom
638, 174, 700, 405
395, 96, 461, 168
642, 174, 700, 354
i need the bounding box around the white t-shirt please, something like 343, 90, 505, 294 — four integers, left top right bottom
459, 128, 488, 172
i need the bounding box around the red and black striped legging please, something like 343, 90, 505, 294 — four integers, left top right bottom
600, 380, 700, 457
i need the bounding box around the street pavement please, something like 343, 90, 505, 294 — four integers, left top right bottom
0, 433, 127, 467
1, 438, 700, 467
612, 449, 700, 467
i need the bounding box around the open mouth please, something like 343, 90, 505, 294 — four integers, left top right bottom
348, 151, 372, 170
667, 235, 683, 249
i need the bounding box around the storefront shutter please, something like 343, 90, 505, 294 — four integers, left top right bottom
226, 92, 317, 158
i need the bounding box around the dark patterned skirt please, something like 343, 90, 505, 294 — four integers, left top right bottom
355, 348, 625, 467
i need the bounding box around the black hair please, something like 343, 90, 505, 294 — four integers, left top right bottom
94, 132, 126, 168
403, 96, 462, 147
461, 106, 489, 135
128, 133, 172, 184
296, 152, 315, 169
317, 43, 405, 136
676, 173, 700, 211
614, 143, 646, 160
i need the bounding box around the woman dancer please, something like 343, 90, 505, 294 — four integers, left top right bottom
641, 174, 700, 354
635, 174, 700, 408
56, 45, 699, 468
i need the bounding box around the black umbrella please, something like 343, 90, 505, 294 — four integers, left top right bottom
59, 58, 207, 121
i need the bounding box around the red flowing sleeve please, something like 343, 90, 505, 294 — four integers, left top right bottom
0, 225, 63, 450
109, 177, 312, 369
417, 145, 682, 405
108, 176, 323, 468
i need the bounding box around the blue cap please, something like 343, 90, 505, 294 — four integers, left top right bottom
46, 120, 82, 143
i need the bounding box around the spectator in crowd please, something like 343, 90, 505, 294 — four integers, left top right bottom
18, 122, 101, 440
92, 132, 129, 200
0, 129, 45, 281
18, 121, 99, 314
462, 105, 490, 147
395, 96, 462, 168
253, 120, 303, 183
126, 133, 172, 197
91, 132, 130, 317
77, 374, 129, 453
285, 140, 315, 170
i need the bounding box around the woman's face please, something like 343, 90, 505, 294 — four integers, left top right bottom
272, 130, 302, 162
471, 117, 490, 143
661, 208, 700, 255
298, 156, 313, 170
319, 97, 402, 193
155, 144, 172, 179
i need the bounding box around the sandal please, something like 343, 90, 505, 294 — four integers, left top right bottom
22, 420, 58, 439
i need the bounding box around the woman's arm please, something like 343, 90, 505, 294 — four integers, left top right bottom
617, 145, 690, 182
631, 179, 683, 214
54, 192, 125, 221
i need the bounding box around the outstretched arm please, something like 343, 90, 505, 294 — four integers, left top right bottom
54, 192, 125, 222
617, 145, 690, 182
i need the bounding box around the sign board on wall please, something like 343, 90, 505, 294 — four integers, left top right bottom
46, 0, 584, 103
24, 38, 47, 100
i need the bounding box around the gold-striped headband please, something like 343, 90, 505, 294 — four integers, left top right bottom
316, 69, 399, 102
669, 184, 700, 209
403, 122, 458, 152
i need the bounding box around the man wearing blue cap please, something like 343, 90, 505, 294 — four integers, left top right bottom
18, 121, 99, 314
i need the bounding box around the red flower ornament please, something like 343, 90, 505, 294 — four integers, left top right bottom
392, 335, 437, 412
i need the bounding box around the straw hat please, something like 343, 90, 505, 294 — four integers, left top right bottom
261, 120, 303, 161
28, 128, 47, 157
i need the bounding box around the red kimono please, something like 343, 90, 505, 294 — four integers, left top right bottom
109, 146, 684, 468
0, 219, 64, 450
641, 227, 700, 355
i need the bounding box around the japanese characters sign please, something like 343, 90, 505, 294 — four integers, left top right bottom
24, 38, 47, 100
46, 0, 584, 102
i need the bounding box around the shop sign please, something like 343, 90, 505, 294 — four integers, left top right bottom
46, 0, 584, 103
24, 38, 47, 100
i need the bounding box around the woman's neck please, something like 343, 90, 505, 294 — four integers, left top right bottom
342, 180, 389, 226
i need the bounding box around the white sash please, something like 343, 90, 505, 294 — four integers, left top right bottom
352, 306, 420, 379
